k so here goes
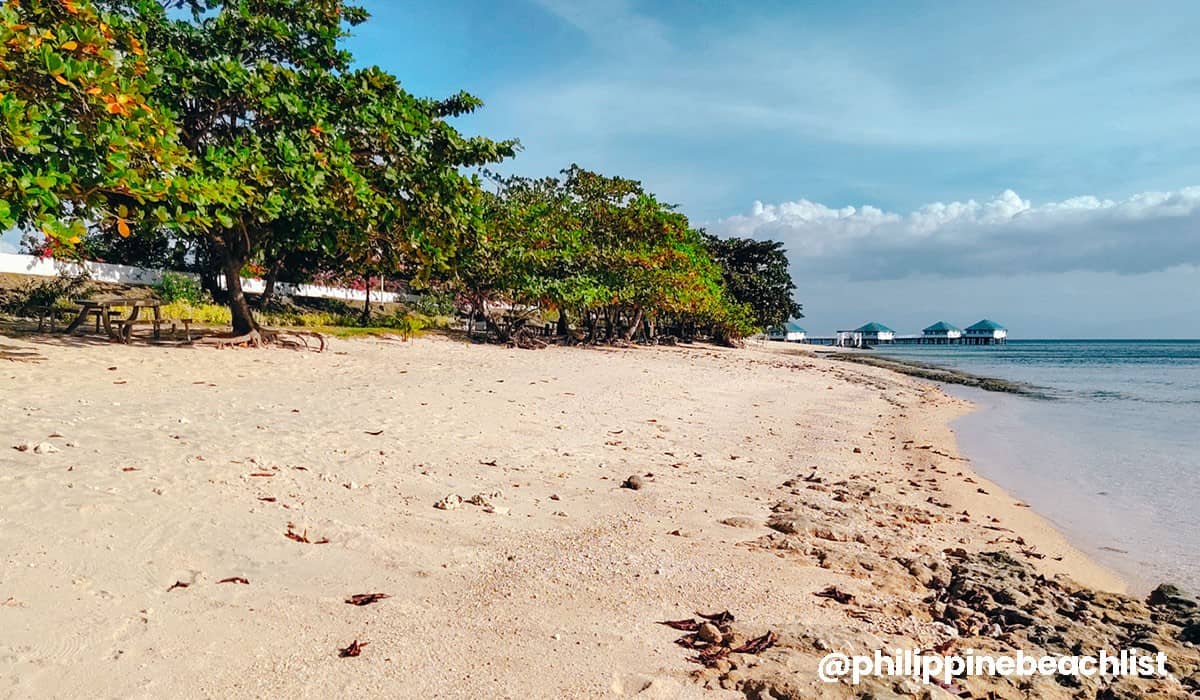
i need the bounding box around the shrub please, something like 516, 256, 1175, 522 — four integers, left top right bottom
411, 291, 456, 317
370, 311, 428, 340
159, 301, 232, 325
154, 272, 205, 304
6, 271, 90, 315
392, 313, 425, 340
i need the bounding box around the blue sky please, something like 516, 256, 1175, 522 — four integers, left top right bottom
358, 0, 1200, 217
348, 0, 1200, 336
6, 1, 1199, 336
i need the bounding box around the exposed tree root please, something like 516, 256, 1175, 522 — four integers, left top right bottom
197, 328, 325, 352
506, 326, 548, 349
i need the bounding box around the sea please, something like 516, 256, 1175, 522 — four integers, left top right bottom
871, 340, 1200, 594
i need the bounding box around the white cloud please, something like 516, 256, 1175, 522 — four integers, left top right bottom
711, 187, 1200, 279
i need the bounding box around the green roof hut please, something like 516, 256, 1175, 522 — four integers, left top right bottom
964, 319, 1008, 344
922, 321, 962, 343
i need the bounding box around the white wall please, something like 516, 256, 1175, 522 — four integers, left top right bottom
0, 252, 413, 304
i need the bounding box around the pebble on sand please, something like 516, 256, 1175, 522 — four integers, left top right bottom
14, 441, 59, 454
433, 494, 463, 510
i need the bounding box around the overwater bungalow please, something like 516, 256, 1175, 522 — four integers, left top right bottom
834, 321, 894, 347
964, 319, 1008, 345
766, 321, 806, 342
922, 320, 962, 343
855, 321, 895, 344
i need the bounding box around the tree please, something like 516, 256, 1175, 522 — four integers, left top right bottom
0, 0, 189, 248
702, 235, 802, 330
94, 0, 514, 341
459, 165, 755, 345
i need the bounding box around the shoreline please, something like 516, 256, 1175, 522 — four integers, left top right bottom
752, 342, 1124, 592
815, 341, 1192, 596
818, 348, 1050, 398
2, 333, 1195, 697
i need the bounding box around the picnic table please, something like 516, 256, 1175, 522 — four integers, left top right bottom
63, 297, 163, 343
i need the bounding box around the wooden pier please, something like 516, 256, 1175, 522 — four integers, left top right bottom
799, 335, 1007, 348
792, 319, 1009, 348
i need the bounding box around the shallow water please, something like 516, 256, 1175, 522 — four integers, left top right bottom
873, 340, 1200, 593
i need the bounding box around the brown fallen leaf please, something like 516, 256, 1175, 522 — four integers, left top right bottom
674, 634, 705, 650
479, 459, 498, 466
689, 645, 730, 667
814, 585, 854, 604
166, 581, 190, 592
285, 526, 310, 543
122, 467, 140, 472
339, 640, 367, 657
218, 577, 250, 585
364, 430, 384, 436
657, 618, 701, 632
249, 472, 275, 477
697, 610, 735, 626
257, 497, 277, 503
345, 593, 391, 606
731, 630, 777, 655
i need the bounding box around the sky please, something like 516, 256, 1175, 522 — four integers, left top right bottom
5, 1, 1199, 337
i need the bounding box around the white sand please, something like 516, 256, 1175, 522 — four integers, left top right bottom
0, 335, 1121, 698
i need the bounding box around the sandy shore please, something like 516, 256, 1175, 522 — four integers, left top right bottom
2, 333, 1194, 698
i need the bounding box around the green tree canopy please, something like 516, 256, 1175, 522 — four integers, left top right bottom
457, 165, 757, 344
0, 0, 188, 248
91, 0, 515, 340
703, 234, 802, 330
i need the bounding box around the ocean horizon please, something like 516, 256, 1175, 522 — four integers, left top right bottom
873, 338, 1200, 593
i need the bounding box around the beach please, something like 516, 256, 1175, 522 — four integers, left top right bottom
1, 335, 1196, 698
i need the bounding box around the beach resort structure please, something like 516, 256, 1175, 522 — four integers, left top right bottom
766, 322, 806, 342
964, 319, 1008, 344
922, 321, 963, 343
808, 319, 1009, 347
828, 322, 894, 348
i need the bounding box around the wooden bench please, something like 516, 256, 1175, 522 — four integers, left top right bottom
119, 317, 164, 344
172, 317, 194, 342
121, 317, 193, 343
43, 306, 122, 333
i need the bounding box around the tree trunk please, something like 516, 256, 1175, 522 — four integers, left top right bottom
221, 252, 258, 336
360, 277, 372, 325
620, 308, 644, 342
556, 308, 569, 336
256, 260, 282, 309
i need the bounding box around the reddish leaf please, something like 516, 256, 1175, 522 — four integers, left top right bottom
345, 593, 391, 606
338, 640, 367, 657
